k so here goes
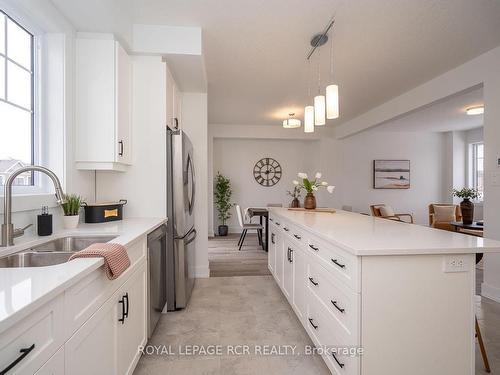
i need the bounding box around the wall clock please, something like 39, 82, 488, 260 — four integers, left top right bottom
253, 158, 282, 187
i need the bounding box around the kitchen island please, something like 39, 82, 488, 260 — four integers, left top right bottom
267, 208, 500, 375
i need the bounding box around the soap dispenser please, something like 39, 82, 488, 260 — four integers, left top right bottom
37, 206, 53, 236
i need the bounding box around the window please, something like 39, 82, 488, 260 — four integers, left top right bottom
471, 142, 484, 199
0, 10, 34, 186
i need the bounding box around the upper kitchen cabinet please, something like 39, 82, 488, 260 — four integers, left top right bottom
75, 33, 132, 171
165, 64, 182, 130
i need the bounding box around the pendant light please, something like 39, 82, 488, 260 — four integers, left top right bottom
283, 113, 301, 128
326, 28, 339, 119
304, 59, 315, 133
304, 106, 314, 133
314, 49, 326, 126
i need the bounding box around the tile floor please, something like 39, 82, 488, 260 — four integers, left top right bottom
134, 276, 330, 374
135, 274, 500, 374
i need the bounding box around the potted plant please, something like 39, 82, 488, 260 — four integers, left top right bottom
287, 185, 301, 208
452, 188, 480, 225
62, 194, 83, 229
295, 172, 335, 209
214, 172, 233, 236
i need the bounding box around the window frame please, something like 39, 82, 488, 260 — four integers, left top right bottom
0, 8, 42, 194
470, 142, 484, 201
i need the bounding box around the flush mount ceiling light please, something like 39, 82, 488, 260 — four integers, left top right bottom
466, 105, 484, 115
283, 113, 301, 128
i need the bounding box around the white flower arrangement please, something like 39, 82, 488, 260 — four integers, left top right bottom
295, 172, 335, 195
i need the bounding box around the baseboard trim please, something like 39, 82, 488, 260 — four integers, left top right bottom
195, 264, 210, 278
481, 282, 500, 303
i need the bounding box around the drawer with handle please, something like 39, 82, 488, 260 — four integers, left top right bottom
307, 234, 359, 292
0, 294, 64, 375
307, 260, 360, 344
306, 296, 360, 375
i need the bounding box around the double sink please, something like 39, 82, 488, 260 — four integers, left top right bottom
0, 236, 116, 268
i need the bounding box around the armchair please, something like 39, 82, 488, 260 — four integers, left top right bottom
370, 204, 414, 224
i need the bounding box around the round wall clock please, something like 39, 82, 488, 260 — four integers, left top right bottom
253, 157, 282, 187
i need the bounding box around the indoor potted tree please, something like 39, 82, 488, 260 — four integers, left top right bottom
62, 194, 83, 229
453, 187, 480, 225
214, 172, 233, 236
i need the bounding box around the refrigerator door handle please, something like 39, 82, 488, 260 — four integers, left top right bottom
186, 153, 196, 215
184, 228, 197, 246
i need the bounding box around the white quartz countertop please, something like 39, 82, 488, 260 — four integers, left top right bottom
0, 217, 166, 331
269, 208, 500, 256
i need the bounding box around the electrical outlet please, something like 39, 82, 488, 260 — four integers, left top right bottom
443, 255, 468, 273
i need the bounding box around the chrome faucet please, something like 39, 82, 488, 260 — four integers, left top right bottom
1, 166, 65, 247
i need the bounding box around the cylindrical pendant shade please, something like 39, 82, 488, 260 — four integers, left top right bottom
314, 95, 326, 126
282, 118, 301, 129
326, 84, 339, 119
304, 106, 314, 133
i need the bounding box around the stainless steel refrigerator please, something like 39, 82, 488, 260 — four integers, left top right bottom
166, 127, 197, 310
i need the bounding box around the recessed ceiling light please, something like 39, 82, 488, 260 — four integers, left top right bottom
466, 106, 484, 115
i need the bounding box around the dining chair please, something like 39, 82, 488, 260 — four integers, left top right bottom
235, 205, 265, 251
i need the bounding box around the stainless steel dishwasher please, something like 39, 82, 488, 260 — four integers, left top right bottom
147, 225, 167, 338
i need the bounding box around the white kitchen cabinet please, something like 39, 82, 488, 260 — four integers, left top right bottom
273, 225, 284, 285
292, 246, 307, 322
117, 262, 148, 375
65, 292, 119, 375
165, 63, 182, 130
282, 238, 293, 301
34, 348, 64, 375
268, 224, 276, 274
75, 33, 132, 171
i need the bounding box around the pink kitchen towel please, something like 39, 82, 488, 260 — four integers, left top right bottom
69, 243, 131, 280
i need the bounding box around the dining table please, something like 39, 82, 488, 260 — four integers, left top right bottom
247, 207, 269, 252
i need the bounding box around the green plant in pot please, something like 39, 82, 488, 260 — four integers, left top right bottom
61, 194, 83, 229
452, 188, 480, 225
214, 172, 233, 236
295, 172, 335, 209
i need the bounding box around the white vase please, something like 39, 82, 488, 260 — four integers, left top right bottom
63, 215, 80, 229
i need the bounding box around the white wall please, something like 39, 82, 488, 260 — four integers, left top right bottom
181, 93, 209, 277
212, 138, 326, 233
336, 130, 446, 224
96, 56, 166, 218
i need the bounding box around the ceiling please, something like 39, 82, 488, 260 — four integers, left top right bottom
374, 87, 484, 132
51, 0, 500, 127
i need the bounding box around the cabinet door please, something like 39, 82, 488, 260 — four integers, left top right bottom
268, 227, 276, 274
116, 41, 132, 165
292, 248, 307, 321
65, 293, 118, 375
34, 347, 64, 375
274, 232, 284, 285
282, 239, 293, 301
117, 262, 148, 375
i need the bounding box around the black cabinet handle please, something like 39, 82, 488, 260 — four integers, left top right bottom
308, 318, 318, 330
309, 277, 319, 286
309, 244, 319, 251
332, 352, 345, 368
331, 258, 346, 269
124, 292, 129, 319
173, 117, 179, 129
276, 222, 280, 226
118, 140, 124, 156
293, 234, 301, 240
271, 233, 275, 244
0, 344, 35, 374
289, 248, 293, 263
118, 295, 126, 324
269, 218, 274, 222
331, 300, 345, 313
283, 227, 290, 232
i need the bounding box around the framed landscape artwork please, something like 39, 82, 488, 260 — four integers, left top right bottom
373, 160, 410, 189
